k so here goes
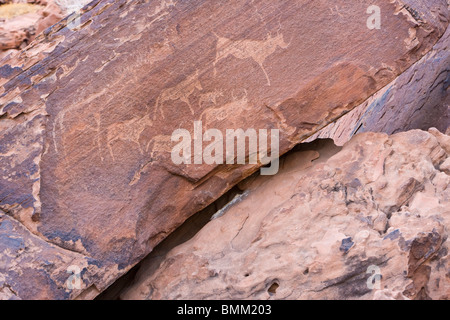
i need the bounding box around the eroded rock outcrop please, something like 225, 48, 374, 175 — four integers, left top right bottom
120, 129, 450, 300
0, 0, 449, 299
0, 1, 93, 60
307, 22, 450, 145
0, 1, 60, 59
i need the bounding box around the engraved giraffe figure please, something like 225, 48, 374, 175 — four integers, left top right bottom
213, 32, 290, 86
106, 113, 153, 161
154, 70, 203, 120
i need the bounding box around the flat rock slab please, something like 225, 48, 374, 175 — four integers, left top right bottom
0, 0, 448, 299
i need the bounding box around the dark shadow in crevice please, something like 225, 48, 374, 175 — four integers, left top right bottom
95, 186, 244, 300
96, 138, 341, 300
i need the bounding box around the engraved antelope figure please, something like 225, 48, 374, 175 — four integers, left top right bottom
107, 113, 153, 161
213, 31, 290, 86
200, 90, 250, 128
154, 70, 203, 120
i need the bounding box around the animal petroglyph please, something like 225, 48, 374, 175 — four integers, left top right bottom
146, 134, 173, 158
213, 32, 290, 86
53, 88, 108, 154
200, 91, 251, 128
127, 134, 174, 186
198, 89, 224, 108
107, 114, 153, 161
154, 70, 203, 120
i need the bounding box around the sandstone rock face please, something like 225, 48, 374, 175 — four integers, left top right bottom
0, 0, 449, 299
0, 1, 62, 52
0, 7, 43, 51
0, 0, 91, 60
307, 23, 450, 145
120, 129, 450, 300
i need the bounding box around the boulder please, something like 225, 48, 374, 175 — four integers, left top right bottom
0, 0, 448, 299
120, 129, 450, 300
0, 1, 63, 52
0, 1, 92, 60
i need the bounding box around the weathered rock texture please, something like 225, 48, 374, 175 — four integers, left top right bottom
307, 22, 450, 146
120, 129, 450, 300
0, 0, 449, 299
0, 1, 92, 60
0, 1, 64, 59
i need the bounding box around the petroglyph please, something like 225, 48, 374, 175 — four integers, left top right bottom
146, 134, 173, 158
200, 91, 251, 128
126, 134, 174, 186
154, 70, 203, 120
55, 112, 104, 163
213, 32, 290, 86
199, 89, 224, 108
106, 114, 153, 161
53, 88, 108, 154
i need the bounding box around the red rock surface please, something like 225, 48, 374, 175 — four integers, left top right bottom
119, 129, 450, 300
0, 0, 91, 60
0, 0, 449, 299
0, 1, 62, 54
307, 23, 450, 145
